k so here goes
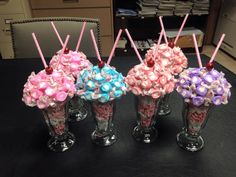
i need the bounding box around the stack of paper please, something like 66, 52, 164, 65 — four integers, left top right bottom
116, 8, 138, 17
174, 0, 193, 16
137, 0, 159, 16
156, 0, 176, 16
191, 0, 210, 15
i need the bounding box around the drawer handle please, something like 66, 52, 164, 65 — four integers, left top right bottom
2, 28, 10, 33
63, 0, 79, 3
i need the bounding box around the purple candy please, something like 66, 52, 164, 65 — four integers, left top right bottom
179, 78, 190, 88
191, 76, 202, 85
189, 68, 200, 76
181, 89, 192, 98
203, 74, 214, 84
214, 86, 224, 95
196, 85, 208, 96
212, 96, 222, 105
210, 69, 220, 78
192, 96, 204, 106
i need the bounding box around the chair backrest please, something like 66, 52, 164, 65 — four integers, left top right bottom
10, 17, 101, 59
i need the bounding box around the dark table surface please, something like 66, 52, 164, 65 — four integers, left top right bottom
0, 55, 236, 177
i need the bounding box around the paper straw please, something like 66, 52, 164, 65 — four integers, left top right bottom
107, 29, 122, 65
192, 34, 202, 68
32, 33, 48, 68
209, 33, 225, 63
159, 16, 168, 44
174, 14, 189, 45
158, 29, 164, 45
90, 29, 102, 61
59, 35, 70, 59
75, 21, 87, 52
51, 21, 63, 47
125, 29, 143, 63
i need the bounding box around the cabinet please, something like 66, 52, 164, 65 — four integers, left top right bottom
0, 0, 31, 59
213, 0, 236, 58
29, 0, 114, 57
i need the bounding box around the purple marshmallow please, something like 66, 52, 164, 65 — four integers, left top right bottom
196, 85, 208, 96
191, 76, 202, 85
212, 96, 222, 105
189, 68, 200, 76
192, 96, 204, 106
210, 69, 220, 78
181, 89, 192, 98
203, 74, 214, 84
214, 86, 224, 95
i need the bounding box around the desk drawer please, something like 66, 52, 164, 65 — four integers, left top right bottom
0, 0, 24, 14
32, 8, 112, 36
30, 0, 111, 9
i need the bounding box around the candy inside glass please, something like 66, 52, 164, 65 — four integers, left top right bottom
176, 102, 213, 152
42, 100, 75, 152
132, 96, 160, 143
91, 100, 116, 146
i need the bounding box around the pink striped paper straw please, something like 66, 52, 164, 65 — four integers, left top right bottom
90, 29, 102, 61
51, 21, 64, 46
209, 34, 225, 63
107, 29, 123, 65
32, 33, 48, 68
159, 16, 168, 44
59, 35, 70, 58
125, 29, 143, 63
75, 21, 87, 52
174, 14, 189, 45
56, 35, 70, 69
192, 34, 202, 68
158, 29, 164, 45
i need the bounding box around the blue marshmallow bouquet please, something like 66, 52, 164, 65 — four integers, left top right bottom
76, 64, 128, 103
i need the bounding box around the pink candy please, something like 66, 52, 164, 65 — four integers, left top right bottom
22, 69, 76, 109
145, 43, 188, 75
125, 63, 176, 99
50, 49, 92, 78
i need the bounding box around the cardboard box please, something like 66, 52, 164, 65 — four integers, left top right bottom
166, 27, 204, 48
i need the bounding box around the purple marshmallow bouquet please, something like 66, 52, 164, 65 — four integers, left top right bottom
176, 34, 231, 152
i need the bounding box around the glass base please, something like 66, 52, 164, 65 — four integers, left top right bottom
91, 131, 116, 147
132, 125, 158, 144
176, 130, 204, 152
68, 108, 88, 122
48, 132, 75, 152
158, 105, 171, 116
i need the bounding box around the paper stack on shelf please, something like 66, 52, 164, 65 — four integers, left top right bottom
117, 38, 128, 49
131, 40, 151, 51
191, 0, 210, 15
136, 0, 159, 17
174, 0, 193, 16
156, 0, 176, 16
116, 8, 138, 17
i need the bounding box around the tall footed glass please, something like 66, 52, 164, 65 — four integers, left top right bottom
91, 101, 116, 146
133, 96, 160, 143
68, 95, 89, 122
158, 94, 171, 116
42, 100, 75, 152
176, 102, 213, 152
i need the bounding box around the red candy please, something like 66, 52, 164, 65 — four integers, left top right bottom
45, 66, 53, 75
168, 40, 175, 49
147, 59, 155, 67
98, 60, 105, 68
206, 62, 214, 71
64, 47, 70, 54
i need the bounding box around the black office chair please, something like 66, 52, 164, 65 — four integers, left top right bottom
10, 17, 101, 58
